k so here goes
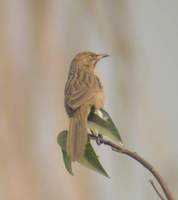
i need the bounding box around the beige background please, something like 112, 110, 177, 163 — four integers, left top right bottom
0, 1, 178, 199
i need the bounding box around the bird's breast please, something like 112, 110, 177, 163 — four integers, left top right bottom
94, 91, 105, 109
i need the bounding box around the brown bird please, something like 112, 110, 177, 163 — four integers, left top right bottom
64, 51, 109, 161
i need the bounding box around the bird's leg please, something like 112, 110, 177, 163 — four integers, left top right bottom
89, 129, 95, 137
88, 129, 95, 142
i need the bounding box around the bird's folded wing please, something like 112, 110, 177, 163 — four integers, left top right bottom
65, 72, 102, 114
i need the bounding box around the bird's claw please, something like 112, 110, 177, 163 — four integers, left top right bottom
88, 129, 103, 145
96, 134, 103, 145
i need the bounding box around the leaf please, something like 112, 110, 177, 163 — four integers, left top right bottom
79, 142, 109, 178
57, 130, 73, 175
88, 108, 123, 144
57, 130, 109, 177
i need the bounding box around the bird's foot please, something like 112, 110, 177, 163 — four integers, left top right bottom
96, 134, 103, 145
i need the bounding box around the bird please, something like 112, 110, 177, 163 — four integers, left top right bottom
64, 51, 109, 161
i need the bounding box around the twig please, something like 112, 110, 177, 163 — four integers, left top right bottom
149, 179, 165, 200
89, 133, 175, 200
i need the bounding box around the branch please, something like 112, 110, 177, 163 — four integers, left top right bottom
89, 134, 175, 200
149, 179, 165, 200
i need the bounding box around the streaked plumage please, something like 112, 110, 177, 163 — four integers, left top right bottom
64, 51, 108, 161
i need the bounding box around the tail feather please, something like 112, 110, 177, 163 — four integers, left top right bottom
67, 105, 89, 161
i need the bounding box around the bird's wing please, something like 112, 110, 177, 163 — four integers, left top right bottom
65, 71, 102, 116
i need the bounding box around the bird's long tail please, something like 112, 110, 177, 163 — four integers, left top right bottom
67, 105, 89, 161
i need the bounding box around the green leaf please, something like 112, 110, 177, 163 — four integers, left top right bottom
61, 150, 73, 175
88, 108, 123, 144
57, 131, 109, 177
79, 142, 109, 178
57, 130, 73, 175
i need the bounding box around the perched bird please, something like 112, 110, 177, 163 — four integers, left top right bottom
64, 51, 109, 161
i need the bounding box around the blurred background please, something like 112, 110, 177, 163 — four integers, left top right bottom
0, 0, 178, 199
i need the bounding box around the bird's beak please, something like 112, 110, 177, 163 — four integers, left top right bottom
97, 53, 110, 60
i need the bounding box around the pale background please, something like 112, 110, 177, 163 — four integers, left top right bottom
0, 1, 178, 200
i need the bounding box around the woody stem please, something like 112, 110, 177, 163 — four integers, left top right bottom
89, 134, 175, 200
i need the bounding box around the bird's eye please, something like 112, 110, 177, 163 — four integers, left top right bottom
89, 55, 93, 59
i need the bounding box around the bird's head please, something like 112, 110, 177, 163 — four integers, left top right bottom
71, 51, 109, 72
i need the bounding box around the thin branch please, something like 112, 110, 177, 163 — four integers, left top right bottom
149, 179, 165, 200
89, 133, 175, 200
